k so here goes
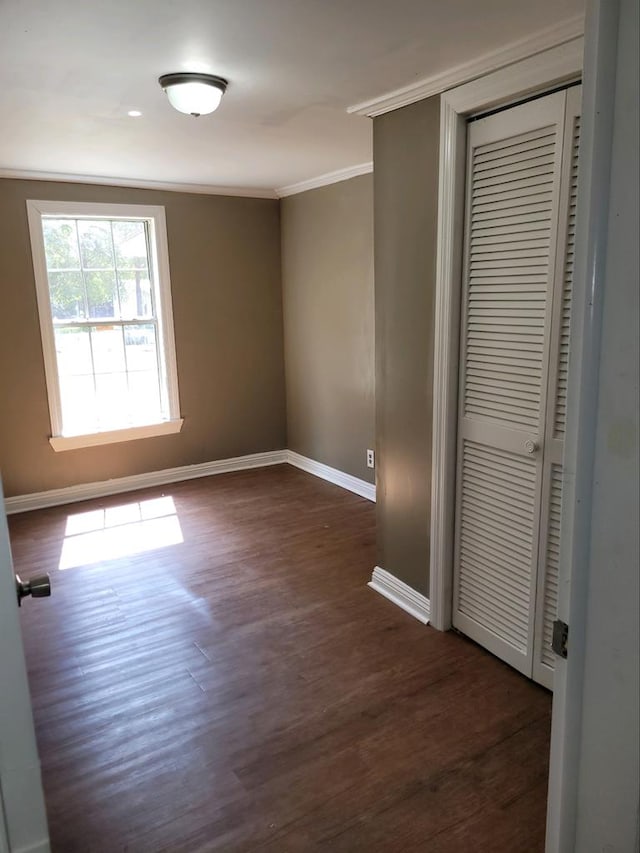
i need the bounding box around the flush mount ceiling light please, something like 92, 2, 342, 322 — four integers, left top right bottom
158, 72, 228, 117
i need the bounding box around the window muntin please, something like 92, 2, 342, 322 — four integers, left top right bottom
27, 202, 181, 449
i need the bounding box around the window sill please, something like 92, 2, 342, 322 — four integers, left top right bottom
49, 419, 184, 452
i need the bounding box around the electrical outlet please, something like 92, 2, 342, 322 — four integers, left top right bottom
366, 449, 375, 469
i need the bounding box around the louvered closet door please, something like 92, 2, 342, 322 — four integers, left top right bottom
452, 91, 568, 677
533, 86, 582, 689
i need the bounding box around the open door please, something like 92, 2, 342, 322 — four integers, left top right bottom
0, 477, 50, 853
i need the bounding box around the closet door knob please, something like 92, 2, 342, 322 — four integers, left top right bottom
524, 439, 539, 455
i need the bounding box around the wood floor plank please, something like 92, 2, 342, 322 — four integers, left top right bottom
10, 465, 551, 852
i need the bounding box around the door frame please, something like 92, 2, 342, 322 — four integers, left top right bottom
545, 1, 625, 848
428, 38, 584, 633
429, 4, 625, 849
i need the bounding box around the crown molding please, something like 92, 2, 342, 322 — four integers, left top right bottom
0, 168, 278, 199
347, 14, 585, 117
0, 164, 376, 200
276, 162, 373, 198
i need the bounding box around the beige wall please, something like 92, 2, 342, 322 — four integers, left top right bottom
0, 178, 286, 497
281, 175, 375, 483
373, 96, 440, 596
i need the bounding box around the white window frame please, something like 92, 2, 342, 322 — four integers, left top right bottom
26, 200, 183, 451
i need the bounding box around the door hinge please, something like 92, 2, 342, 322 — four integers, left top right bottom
552, 619, 569, 659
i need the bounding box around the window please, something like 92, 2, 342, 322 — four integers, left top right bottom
27, 201, 182, 451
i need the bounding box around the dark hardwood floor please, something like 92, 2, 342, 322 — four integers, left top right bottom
9, 465, 551, 852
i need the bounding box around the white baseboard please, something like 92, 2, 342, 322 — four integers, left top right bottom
4, 450, 287, 514
4, 449, 376, 514
286, 451, 376, 502
368, 566, 430, 624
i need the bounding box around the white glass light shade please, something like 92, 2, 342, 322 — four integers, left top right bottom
166, 82, 222, 115
159, 73, 228, 117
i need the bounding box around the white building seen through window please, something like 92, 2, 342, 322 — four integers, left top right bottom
26, 201, 182, 451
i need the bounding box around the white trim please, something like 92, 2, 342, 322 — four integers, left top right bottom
26, 199, 174, 218
368, 567, 430, 624
286, 451, 375, 501
149, 204, 181, 426
546, 2, 620, 850
276, 162, 373, 198
4, 450, 287, 514
428, 98, 465, 632
3, 450, 379, 514
347, 16, 584, 117
26, 201, 64, 438
25, 200, 182, 449
442, 40, 584, 115
49, 419, 184, 451
0, 168, 277, 199
428, 39, 584, 633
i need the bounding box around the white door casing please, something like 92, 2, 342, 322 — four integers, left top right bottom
0, 479, 50, 853
547, 1, 639, 848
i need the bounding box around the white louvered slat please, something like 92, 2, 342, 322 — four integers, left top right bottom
462, 121, 559, 432
474, 147, 556, 177
540, 465, 563, 668
457, 440, 537, 651
553, 116, 581, 438
473, 126, 557, 160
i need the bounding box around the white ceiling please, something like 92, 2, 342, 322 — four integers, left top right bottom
0, 0, 583, 195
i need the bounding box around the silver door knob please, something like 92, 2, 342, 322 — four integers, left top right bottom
16, 573, 51, 606
524, 439, 539, 454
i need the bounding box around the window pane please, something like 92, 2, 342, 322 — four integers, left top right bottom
60, 375, 98, 434
33, 209, 179, 440
78, 220, 114, 270
91, 326, 125, 373
128, 371, 162, 424
113, 221, 148, 269
124, 324, 158, 372
55, 327, 92, 376
95, 373, 128, 429
42, 219, 80, 270
48, 271, 86, 321
118, 270, 152, 318
85, 271, 118, 319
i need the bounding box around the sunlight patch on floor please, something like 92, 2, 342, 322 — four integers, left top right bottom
59, 496, 183, 570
